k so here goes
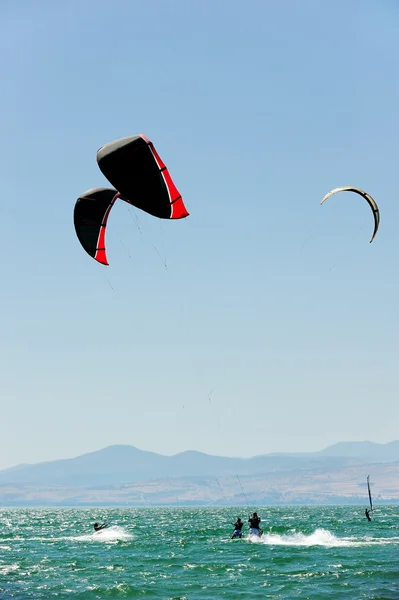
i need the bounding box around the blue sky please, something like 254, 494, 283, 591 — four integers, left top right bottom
1, 0, 399, 469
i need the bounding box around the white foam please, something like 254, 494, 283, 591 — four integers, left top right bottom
0, 563, 19, 575
247, 528, 399, 547
70, 525, 133, 542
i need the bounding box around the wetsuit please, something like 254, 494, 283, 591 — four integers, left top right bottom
365, 509, 371, 522
232, 519, 243, 538
248, 515, 262, 535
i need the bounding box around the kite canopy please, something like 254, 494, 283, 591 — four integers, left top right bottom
97, 134, 189, 220
74, 134, 188, 266
74, 188, 120, 265
321, 186, 380, 243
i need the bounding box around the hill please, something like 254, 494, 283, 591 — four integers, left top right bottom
0, 443, 373, 486
1, 441, 398, 506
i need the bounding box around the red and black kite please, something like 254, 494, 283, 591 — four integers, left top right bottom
74, 134, 189, 265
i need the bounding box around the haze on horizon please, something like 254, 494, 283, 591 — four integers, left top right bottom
2, 0, 399, 470
2, 439, 398, 473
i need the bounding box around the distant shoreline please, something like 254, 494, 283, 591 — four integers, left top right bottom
1, 500, 399, 508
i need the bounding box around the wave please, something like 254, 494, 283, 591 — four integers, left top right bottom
70, 525, 133, 542
12, 525, 134, 543
247, 528, 399, 547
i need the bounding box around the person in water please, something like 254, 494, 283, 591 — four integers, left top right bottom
248, 512, 263, 536
365, 508, 371, 522
232, 517, 243, 539
93, 522, 108, 532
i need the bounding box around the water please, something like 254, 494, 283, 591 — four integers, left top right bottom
1, 506, 399, 599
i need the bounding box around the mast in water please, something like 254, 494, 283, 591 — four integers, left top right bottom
367, 474, 373, 512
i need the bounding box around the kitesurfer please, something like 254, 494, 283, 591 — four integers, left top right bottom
365, 508, 371, 522
232, 517, 243, 539
93, 522, 108, 532
248, 512, 263, 536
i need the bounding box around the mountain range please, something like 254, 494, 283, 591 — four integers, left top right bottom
1, 441, 398, 506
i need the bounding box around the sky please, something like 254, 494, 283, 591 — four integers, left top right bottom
1, 0, 399, 469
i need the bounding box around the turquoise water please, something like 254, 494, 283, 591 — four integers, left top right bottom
1, 506, 399, 599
